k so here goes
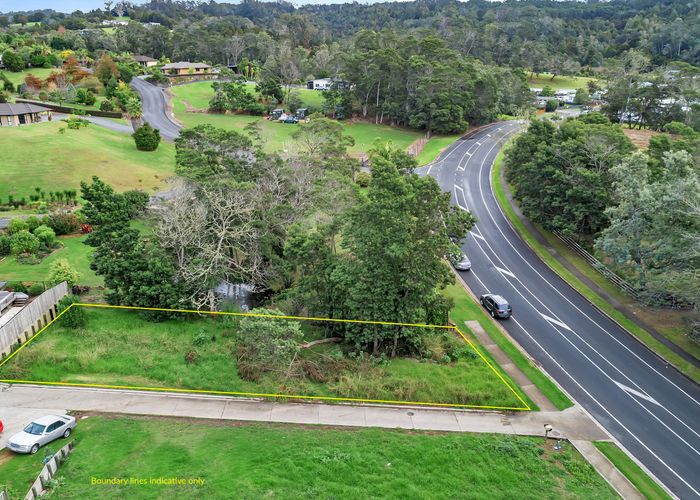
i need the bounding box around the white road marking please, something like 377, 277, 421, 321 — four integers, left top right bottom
457, 130, 700, 491
509, 317, 699, 498
476, 141, 482, 146
454, 185, 468, 210
614, 381, 661, 407
471, 231, 486, 241
494, 266, 516, 279
540, 313, 572, 331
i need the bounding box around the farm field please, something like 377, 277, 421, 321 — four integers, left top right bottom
0, 415, 616, 499
0, 305, 530, 409
0, 121, 175, 202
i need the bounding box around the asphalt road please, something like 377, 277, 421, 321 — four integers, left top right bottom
418, 121, 700, 499
130, 77, 182, 141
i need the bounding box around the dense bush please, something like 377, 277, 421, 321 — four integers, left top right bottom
48, 213, 82, 235
99, 99, 114, 112
7, 218, 28, 235
57, 294, 88, 329
48, 258, 80, 288
545, 99, 558, 112
355, 171, 371, 187
75, 88, 96, 106
33, 224, 57, 248
10, 230, 40, 255
28, 282, 45, 296
132, 123, 161, 151
0, 234, 10, 256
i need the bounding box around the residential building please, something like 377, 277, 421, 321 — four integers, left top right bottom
134, 55, 158, 68
161, 62, 212, 76
0, 103, 51, 127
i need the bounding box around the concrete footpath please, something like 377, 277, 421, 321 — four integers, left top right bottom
0, 383, 643, 499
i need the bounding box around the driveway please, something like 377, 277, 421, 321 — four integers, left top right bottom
130, 77, 182, 141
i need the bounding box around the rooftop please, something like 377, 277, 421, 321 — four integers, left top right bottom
161, 61, 211, 70
134, 55, 157, 62
0, 103, 51, 116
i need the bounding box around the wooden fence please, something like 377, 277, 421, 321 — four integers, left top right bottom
0, 282, 68, 358
24, 441, 74, 500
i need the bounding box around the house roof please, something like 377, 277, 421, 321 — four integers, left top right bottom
0, 103, 51, 116
161, 61, 211, 70
134, 55, 157, 62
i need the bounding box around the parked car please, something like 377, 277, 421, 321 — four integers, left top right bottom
480, 294, 512, 319
7, 415, 76, 454
449, 253, 471, 271
283, 115, 299, 124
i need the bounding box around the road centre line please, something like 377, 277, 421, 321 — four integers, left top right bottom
468, 133, 700, 443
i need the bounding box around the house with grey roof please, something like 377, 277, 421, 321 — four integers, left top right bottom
161, 61, 212, 76
0, 103, 51, 126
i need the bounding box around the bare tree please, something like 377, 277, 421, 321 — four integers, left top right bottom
225, 35, 246, 68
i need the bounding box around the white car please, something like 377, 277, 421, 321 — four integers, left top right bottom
7, 414, 76, 454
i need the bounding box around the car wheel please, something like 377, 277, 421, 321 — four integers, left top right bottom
30, 443, 39, 454
480, 298, 484, 305
490, 310, 495, 318
63, 428, 72, 438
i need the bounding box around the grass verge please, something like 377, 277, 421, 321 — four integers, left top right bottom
0, 415, 617, 498
446, 283, 572, 410
593, 442, 671, 500
492, 147, 700, 385
0, 306, 527, 409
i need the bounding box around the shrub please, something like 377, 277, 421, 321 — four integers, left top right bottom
75, 88, 96, 106
7, 218, 28, 235
355, 171, 372, 187
8, 282, 28, 294
25, 216, 46, 232
99, 99, 114, 112
545, 99, 558, 112
48, 258, 80, 288
48, 213, 81, 235
33, 225, 57, 248
245, 102, 266, 116
0, 234, 10, 256
28, 282, 45, 296
64, 116, 90, 129
192, 329, 210, 347
132, 123, 161, 151
10, 230, 40, 256
57, 294, 87, 329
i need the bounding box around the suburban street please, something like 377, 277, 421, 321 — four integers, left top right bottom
418, 121, 700, 498
130, 77, 182, 141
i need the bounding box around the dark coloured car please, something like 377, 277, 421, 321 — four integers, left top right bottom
283, 115, 299, 124
480, 294, 512, 319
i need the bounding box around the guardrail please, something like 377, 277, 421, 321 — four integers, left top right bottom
0, 282, 68, 358
552, 231, 694, 309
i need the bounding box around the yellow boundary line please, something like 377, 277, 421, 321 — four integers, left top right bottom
0, 303, 531, 411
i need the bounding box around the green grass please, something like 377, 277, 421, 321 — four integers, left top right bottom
171, 81, 326, 112
0, 306, 526, 409
594, 442, 671, 500
0, 234, 100, 286
0, 121, 175, 202
1, 67, 55, 88
170, 83, 423, 155
416, 134, 462, 165
0, 415, 616, 499
527, 72, 598, 90
445, 283, 572, 411
492, 146, 700, 385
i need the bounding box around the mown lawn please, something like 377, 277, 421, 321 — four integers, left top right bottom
0, 416, 616, 499
171, 81, 327, 112
0, 306, 526, 409
0, 121, 175, 202
416, 134, 462, 165
1, 67, 55, 88
0, 234, 100, 286
527, 72, 598, 90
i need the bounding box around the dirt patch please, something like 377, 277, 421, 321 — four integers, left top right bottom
0, 449, 16, 466
622, 128, 662, 149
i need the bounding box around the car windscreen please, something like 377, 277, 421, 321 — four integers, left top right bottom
23, 422, 46, 435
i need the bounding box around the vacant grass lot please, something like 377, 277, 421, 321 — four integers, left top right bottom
0, 416, 616, 499
527, 72, 598, 90
0, 121, 175, 202
0, 306, 526, 409
0, 234, 100, 286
